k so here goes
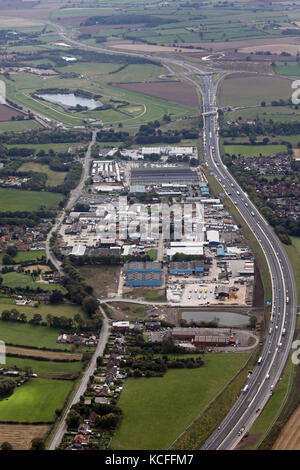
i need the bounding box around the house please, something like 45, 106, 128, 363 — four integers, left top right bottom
73, 434, 90, 445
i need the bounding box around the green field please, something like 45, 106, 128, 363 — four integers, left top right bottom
224, 144, 287, 157
3, 67, 196, 130
1, 272, 64, 293
18, 163, 67, 187
0, 300, 83, 322
6, 142, 87, 153
285, 237, 300, 302
0, 321, 70, 350
0, 120, 41, 133
5, 356, 82, 379
275, 62, 300, 77
0, 188, 63, 212
225, 105, 300, 123
0, 250, 45, 264
218, 75, 292, 107
112, 353, 249, 450
0, 378, 72, 423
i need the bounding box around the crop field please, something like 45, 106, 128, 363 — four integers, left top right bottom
0, 378, 72, 423
0, 424, 48, 450
18, 163, 67, 186
114, 81, 199, 108
0, 321, 71, 350
112, 353, 249, 450
6, 346, 82, 361
0, 188, 63, 212
0, 104, 24, 121
224, 144, 287, 157
218, 74, 292, 107
1, 272, 65, 293
5, 356, 82, 379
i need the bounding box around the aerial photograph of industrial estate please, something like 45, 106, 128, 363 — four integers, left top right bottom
0, 0, 299, 459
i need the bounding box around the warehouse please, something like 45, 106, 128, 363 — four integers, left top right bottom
124, 261, 162, 273
131, 166, 199, 186
125, 272, 162, 287
167, 241, 204, 258
169, 260, 208, 276
193, 336, 236, 347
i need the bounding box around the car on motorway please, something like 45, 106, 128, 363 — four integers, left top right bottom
238, 427, 245, 436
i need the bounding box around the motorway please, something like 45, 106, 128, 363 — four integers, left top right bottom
200, 74, 297, 449
45, 23, 297, 449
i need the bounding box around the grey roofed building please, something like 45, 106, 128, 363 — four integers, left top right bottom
71, 245, 86, 256
131, 166, 199, 186
124, 261, 162, 273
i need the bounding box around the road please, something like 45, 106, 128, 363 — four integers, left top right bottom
200, 73, 297, 450
44, 23, 297, 449
45, 129, 98, 271
48, 306, 110, 450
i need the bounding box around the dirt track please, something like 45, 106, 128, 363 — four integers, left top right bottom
273, 405, 300, 449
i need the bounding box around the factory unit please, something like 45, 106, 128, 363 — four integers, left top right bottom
125, 272, 162, 287
167, 241, 205, 258
193, 336, 236, 347
131, 166, 199, 186
92, 160, 122, 184
169, 260, 209, 276
124, 261, 162, 273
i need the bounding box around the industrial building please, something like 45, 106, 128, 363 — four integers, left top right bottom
193, 336, 236, 347
131, 166, 199, 186
167, 241, 204, 258
125, 272, 162, 287
124, 261, 162, 273
169, 260, 209, 276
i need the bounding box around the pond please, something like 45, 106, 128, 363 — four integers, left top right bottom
182, 311, 249, 326
36, 93, 103, 111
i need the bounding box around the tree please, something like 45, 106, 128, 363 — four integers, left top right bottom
0, 378, 15, 398
66, 409, 82, 430
49, 290, 64, 304
30, 438, 45, 450
249, 315, 257, 329
1, 442, 13, 451
6, 245, 17, 258
82, 296, 99, 316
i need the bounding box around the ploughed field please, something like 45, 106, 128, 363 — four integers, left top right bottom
114, 81, 199, 108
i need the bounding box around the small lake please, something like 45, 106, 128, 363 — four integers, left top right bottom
36, 93, 103, 111
182, 311, 249, 326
